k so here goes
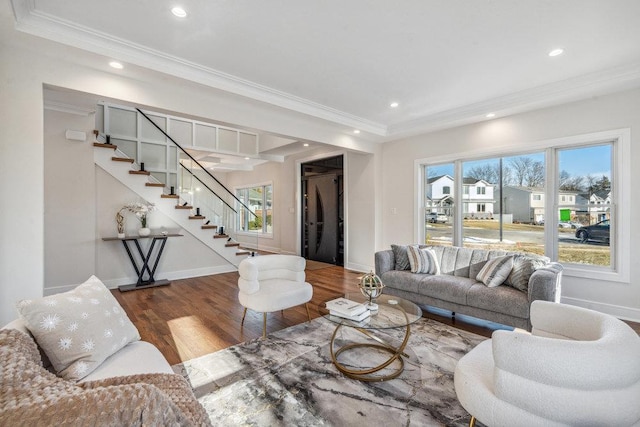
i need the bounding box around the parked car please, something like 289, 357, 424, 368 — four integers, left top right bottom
426, 212, 448, 223
575, 220, 610, 243
559, 221, 582, 229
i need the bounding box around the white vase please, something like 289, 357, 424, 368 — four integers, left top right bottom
138, 227, 151, 237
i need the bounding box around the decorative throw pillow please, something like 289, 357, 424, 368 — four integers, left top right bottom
476, 256, 514, 288
16, 275, 140, 381
504, 254, 548, 292
407, 246, 441, 274
391, 244, 411, 271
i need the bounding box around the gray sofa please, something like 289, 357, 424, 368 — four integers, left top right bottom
375, 245, 563, 330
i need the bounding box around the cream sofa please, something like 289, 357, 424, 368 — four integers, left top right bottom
2, 317, 173, 382
375, 245, 563, 330
0, 275, 210, 426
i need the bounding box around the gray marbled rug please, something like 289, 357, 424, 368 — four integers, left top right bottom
172, 317, 486, 426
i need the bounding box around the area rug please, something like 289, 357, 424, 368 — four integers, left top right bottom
172, 317, 486, 426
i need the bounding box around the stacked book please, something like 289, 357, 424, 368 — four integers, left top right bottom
325, 297, 370, 321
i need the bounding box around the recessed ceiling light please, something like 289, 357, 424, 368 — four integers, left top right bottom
303, 143, 309, 147
244, 157, 250, 160
171, 7, 187, 17
486, 113, 496, 118
109, 61, 123, 69
390, 102, 399, 108
353, 130, 360, 134
549, 48, 564, 57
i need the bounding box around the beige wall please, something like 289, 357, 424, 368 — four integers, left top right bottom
380, 88, 640, 321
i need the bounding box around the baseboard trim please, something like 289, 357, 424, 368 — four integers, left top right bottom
560, 296, 640, 323
44, 265, 238, 295
344, 261, 370, 273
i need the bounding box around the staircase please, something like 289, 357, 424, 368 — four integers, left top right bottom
93, 142, 251, 267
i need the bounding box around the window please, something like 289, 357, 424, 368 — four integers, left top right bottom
557, 144, 612, 268
418, 129, 629, 281
424, 164, 454, 246
463, 186, 469, 195
476, 187, 486, 195
236, 183, 273, 234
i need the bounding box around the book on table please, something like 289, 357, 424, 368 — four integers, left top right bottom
329, 308, 371, 322
325, 297, 367, 316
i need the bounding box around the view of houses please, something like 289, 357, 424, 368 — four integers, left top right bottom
426, 174, 611, 225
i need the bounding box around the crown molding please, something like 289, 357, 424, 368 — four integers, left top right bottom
386, 61, 640, 139
44, 99, 96, 116
12, 0, 640, 142
11, 0, 387, 136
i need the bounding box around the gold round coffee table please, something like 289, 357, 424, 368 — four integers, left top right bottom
321, 293, 423, 382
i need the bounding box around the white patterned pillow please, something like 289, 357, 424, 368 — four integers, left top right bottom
16, 275, 140, 381
407, 246, 441, 274
476, 256, 514, 288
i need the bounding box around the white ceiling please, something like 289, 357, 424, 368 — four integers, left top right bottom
13, 0, 640, 139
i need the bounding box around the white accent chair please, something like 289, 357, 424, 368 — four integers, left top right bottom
454, 300, 640, 427
238, 255, 313, 338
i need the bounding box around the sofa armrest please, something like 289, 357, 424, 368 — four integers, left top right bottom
527, 262, 562, 303
375, 250, 395, 276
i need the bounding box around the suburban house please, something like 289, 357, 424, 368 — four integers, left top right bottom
502, 186, 580, 224
1, 1, 639, 351
427, 175, 495, 218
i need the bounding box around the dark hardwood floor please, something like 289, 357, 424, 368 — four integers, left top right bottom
112, 265, 640, 366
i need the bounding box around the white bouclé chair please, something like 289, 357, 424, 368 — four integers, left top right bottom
238, 255, 313, 338
454, 300, 640, 427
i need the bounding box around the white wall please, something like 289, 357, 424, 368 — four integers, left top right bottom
380, 88, 640, 321
44, 110, 97, 289
0, 1, 378, 324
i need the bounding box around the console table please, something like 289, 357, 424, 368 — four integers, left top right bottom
103, 233, 182, 291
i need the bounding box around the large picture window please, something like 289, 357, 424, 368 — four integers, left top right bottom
418, 129, 630, 281
236, 183, 273, 234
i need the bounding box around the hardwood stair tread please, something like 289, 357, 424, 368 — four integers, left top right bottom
201, 225, 218, 229
129, 170, 151, 176
175, 205, 193, 209
189, 215, 205, 219
161, 194, 179, 199
213, 234, 229, 239
112, 157, 134, 163
145, 182, 165, 187
236, 250, 251, 256
225, 242, 240, 247
93, 142, 116, 149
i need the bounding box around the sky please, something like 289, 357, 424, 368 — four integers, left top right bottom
427, 144, 611, 181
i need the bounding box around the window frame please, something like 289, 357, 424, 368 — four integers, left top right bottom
235, 181, 273, 237
414, 128, 630, 283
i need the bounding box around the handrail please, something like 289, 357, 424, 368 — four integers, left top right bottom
136, 107, 256, 218
179, 163, 237, 214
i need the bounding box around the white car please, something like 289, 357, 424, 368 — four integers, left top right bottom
426, 212, 448, 223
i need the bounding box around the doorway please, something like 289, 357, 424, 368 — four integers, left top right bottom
301, 155, 344, 265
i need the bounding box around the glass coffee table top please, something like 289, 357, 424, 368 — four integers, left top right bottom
320, 293, 423, 330
320, 293, 423, 382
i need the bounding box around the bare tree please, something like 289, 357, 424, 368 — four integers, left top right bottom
466, 163, 500, 184
509, 156, 544, 187
559, 170, 585, 191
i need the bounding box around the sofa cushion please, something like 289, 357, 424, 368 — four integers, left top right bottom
466, 284, 530, 318
16, 275, 140, 381
476, 256, 514, 288
380, 270, 422, 294
417, 275, 478, 305
407, 246, 441, 274
391, 244, 411, 270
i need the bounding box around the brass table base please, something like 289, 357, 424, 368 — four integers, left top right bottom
329, 323, 411, 382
